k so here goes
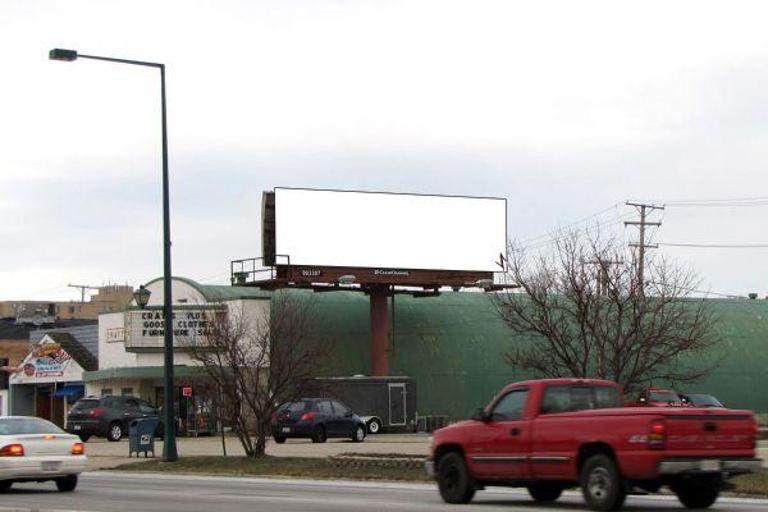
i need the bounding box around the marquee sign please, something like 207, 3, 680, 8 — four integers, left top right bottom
124, 309, 222, 349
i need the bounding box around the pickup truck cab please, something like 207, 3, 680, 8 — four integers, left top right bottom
427, 378, 761, 510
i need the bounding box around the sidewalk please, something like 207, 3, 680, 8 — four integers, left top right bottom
84, 433, 431, 470
85, 435, 768, 471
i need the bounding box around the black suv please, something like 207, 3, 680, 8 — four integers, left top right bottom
271, 398, 366, 443
66, 396, 162, 442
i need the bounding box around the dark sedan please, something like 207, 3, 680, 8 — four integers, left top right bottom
679, 393, 725, 408
271, 398, 366, 443
66, 396, 162, 442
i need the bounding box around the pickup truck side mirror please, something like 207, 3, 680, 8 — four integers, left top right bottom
472, 408, 490, 422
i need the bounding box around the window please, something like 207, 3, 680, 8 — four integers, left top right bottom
124, 398, 140, 412
100, 388, 113, 397
331, 401, 350, 416
0, 418, 64, 435
490, 389, 528, 421
594, 386, 623, 409
541, 386, 571, 414
317, 401, 334, 416
541, 385, 623, 414
138, 400, 156, 414
121, 388, 133, 396
279, 401, 311, 413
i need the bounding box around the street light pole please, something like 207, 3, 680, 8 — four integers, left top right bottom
49, 48, 178, 462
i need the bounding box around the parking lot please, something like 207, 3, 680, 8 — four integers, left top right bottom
84, 432, 431, 470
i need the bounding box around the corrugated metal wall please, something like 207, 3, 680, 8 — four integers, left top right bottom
291, 290, 768, 419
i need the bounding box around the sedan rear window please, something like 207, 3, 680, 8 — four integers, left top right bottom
279, 401, 311, 413
0, 418, 65, 435
71, 399, 99, 412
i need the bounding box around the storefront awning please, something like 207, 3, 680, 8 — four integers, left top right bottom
53, 384, 85, 398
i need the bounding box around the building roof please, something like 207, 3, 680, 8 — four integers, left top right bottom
82, 365, 208, 382
0, 318, 96, 341
143, 276, 272, 302
45, 332, 98, 372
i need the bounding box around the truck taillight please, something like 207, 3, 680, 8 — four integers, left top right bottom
71, 442, 85, 455
300, 412, 316, 421
648, 420, 666, 450
0, 443, 24, 457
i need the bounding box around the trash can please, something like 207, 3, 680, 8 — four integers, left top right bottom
129, 417, 160, 458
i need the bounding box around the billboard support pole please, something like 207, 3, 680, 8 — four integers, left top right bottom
370, 285, 390, 376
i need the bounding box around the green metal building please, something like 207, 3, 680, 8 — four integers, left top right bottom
291, 290, 768, 420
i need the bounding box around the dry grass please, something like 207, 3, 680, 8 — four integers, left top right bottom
113, 455, 431, 482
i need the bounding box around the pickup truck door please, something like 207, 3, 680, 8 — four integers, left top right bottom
465, 388, 531, 480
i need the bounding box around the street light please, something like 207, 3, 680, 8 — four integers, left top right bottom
133, 285, 151, 309
50, 48, 178, 462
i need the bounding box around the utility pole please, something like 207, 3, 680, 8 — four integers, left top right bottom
67, 283, 98, 303
624, 202, 664, 296
586, 259, 622, 296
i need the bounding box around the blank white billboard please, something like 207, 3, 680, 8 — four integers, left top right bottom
274, 188, 507, 272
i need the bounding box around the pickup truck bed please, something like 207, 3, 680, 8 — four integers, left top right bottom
427, 378, 761, 511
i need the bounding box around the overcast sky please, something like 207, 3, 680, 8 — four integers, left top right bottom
2, 0, 767, 302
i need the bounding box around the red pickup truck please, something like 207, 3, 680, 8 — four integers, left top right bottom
426, 378, 761, 510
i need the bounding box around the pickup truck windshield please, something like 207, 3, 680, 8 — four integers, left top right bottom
541, 385, 622, 414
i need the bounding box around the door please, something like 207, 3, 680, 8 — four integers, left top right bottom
330, 400, 355, 436
316, 400, 337, 435
465, 388, 531, 480
388, 384, 406, 426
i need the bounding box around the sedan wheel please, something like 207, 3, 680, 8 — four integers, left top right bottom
352, 425, 366, 442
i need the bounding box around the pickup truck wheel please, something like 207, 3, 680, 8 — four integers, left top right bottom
581, 454, 626, 511
528, 482, 563, 502
672, 478, 719, 509
436, 452, 475, 504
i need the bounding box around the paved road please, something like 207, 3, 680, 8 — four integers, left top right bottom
2, 473, 767, 512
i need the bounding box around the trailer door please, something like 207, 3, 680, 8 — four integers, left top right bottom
388, 383, 406, 426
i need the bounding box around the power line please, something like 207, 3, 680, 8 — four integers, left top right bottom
518, 203, 621, 246
659, 243, 768, 249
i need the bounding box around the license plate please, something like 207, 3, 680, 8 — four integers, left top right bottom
281, 427, 291, 433
700, 460, 720, 471
73, 425, 81, 431
41, 461, 60, 472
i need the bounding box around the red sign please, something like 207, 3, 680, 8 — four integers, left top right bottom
182, 386, 193, 398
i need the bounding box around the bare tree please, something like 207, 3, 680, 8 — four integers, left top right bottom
182, 292, 331, 457
495, 230, 720, 394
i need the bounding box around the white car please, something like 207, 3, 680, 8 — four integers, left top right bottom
0, 416, 87, 492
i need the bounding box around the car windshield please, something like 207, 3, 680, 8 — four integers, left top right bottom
649, 391, 682, 402
687, 394, 724, 407
0, 418, 65, 435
